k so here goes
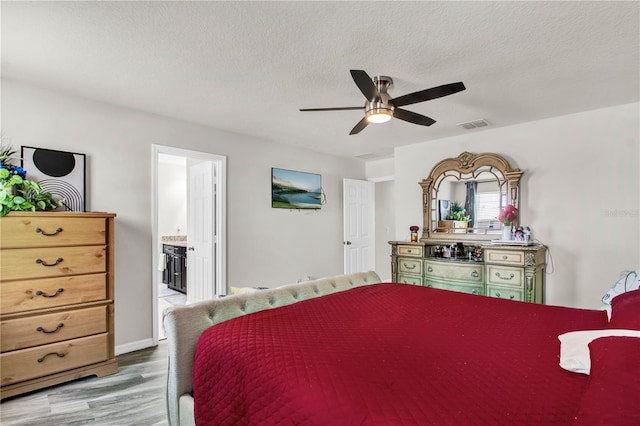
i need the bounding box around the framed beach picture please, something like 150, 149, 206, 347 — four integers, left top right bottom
21, 146, 86, 212
272, 168, 322, 209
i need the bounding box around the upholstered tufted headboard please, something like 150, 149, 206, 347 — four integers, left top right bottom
162, 270, 382, 426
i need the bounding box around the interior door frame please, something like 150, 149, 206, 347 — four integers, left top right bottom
151, 144, 227, 344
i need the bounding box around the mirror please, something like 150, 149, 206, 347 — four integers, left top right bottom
419, 152, 523, 241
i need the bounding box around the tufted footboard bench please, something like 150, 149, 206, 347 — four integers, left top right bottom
162, 271, 382, 426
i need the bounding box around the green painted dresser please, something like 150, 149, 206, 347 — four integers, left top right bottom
390, 241, 546, 303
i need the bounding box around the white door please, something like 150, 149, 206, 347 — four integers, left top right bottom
187, 161, 216, 303
343, 179, 375, 274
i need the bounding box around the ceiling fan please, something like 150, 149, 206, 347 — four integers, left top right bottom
300, 70, 466, 135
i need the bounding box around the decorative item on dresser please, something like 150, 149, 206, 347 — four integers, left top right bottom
0, 212, 117, 399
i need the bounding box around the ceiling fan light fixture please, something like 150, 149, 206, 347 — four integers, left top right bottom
366, 107, 393, 124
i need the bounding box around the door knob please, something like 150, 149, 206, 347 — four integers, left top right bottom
344, 241, 352, 245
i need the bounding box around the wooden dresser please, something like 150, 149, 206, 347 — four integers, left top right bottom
0, 212, 117, 399
390, 241, 546, 303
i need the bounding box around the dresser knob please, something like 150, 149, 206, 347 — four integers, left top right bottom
37, 352, 66, 363
35, 227, 63, 236
37, 323, 65, 334
35, 258, 64, 267
35, 288, 64, 298
495, 272, 515, 280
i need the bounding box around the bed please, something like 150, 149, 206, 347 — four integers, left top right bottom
162, 271, 640, 425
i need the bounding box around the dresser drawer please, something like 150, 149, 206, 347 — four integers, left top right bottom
486, 285, 523, 302
398, 258, 422, 275
397, 274, 423, 286
486, 265, 524, 287
1, 274, 108, 315
425, 280, 483, 296
484, 249, 525, 266
1, 246, 107, 281
1, 306, 107, 352
397, 245, 423, 258
424, 260, 483, 283
0, 217, 106, 248
0, 334, 109, 386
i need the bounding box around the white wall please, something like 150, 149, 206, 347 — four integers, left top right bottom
391, 103, 639, 309
157, 155, 187, 237
375, 180, 395, 281
2, 79, 367, 350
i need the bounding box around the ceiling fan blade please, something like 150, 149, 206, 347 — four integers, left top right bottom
350, 69, 380, 102
393, 108, 436, 126
349, 116, 370, 135
392, 82, 466, 107
300, 106, 364, 112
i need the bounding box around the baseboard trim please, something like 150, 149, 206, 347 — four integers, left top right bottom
115, 338, 156, 356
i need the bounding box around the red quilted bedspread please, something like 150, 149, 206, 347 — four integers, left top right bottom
193, 284, 608, 425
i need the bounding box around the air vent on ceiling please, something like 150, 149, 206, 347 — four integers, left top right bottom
457, 119, 489, 130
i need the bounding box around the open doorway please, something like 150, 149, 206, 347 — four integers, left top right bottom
151, 145, 227, 344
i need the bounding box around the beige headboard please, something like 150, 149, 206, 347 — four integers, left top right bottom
162, 270, 382, 426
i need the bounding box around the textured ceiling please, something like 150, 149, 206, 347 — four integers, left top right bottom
2, 1, 638, 160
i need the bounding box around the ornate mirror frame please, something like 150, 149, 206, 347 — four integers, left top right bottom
419, 151, 523, 242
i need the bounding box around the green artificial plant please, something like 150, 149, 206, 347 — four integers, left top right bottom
0, 143, 62, 216
445, 202, 470, 222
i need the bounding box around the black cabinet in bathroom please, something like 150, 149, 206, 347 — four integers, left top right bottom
163, 244, 187, 294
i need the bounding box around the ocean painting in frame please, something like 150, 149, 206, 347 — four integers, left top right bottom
272, 168, 322, 209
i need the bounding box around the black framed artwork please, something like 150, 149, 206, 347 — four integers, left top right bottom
21, 146, 86, 212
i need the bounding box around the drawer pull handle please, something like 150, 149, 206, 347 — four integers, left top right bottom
37, 323, 64, 334
471, 289, 479, 295
35, 258, 64, 267
35, 288, 64, 298
403, 263, 416, 270
37, 352, 66, 363
495, 272, 515, 280
427, 266, 433, 272
502, 255, 508, 260
35, 227, 64, 236
470, 270, 479, 278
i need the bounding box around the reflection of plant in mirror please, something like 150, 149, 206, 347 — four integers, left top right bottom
445, 202, 470, 221
0, 143, 62, 216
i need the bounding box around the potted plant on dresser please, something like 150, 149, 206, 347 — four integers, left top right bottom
437, 202, 470, 233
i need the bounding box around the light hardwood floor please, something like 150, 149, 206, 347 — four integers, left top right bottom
1, 341, 169, 426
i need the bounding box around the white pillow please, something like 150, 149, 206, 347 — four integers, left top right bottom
601, 271, 640, 305
558, 329, 640, 374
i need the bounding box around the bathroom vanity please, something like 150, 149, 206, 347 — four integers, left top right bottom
162, 242, 187, 294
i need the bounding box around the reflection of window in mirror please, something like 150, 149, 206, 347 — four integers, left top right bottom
450, 177, 507, 230
476, 191, 507, 230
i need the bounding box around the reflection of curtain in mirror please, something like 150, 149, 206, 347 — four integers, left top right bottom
465, 181, 477, 228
